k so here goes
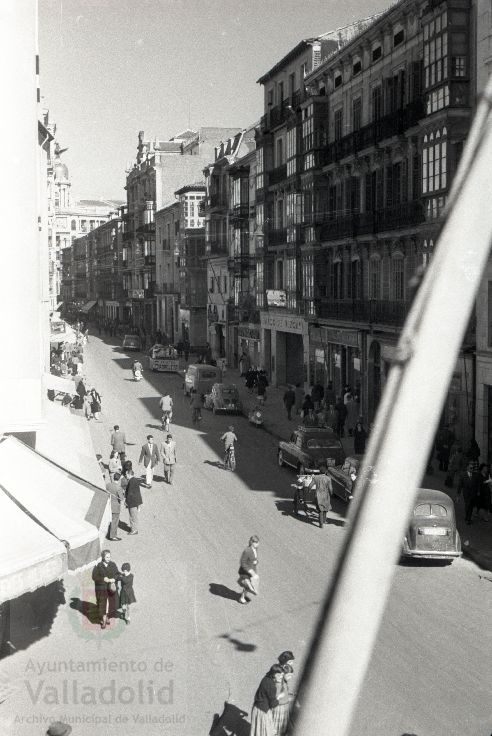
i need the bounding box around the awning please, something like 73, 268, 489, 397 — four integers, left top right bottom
0, 484, 68, 604
43, 372, 76, 394
79, 300, 97, 314
50, 321, 77, 344
0, 436, 110, 574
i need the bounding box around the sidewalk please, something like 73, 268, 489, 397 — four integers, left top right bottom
228, 367, 492, 572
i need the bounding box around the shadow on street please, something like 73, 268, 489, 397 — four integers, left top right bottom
209, 701, 250, 736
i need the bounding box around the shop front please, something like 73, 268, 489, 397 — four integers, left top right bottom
309, 325, 363, 404
238, 325, 261, 369
260, 312, 308, 388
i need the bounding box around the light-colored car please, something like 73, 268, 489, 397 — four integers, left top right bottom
402, 488, 461, 562
204, 383, 242, 414
122, 334, 141, 351
184, 364, 223, 397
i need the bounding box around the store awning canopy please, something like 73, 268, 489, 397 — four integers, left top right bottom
79, 300, 97, 314
0, 484, 68, 605
0, 436, 109, 575
43, 372, 76, 395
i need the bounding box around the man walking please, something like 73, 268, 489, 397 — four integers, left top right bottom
139, 434, 160, 488
160, 433, 177, 484
457, 461, 481, 525
125, 470, 142, 535
107, 472, 125, 541
110, 425, 126, 464
313, 465, 333, 529
283, 385, 295, 420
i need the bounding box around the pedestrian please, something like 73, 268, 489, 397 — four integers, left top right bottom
160, 433, 177, 485
466, 438, 480, 472
283, 386, 295, 420
325, 404, 338, 432
478, 463, 492, 521
125, 470, 142, 535
119, 562, 136, 624
138, 434, 160, 488
257, 372, 268, 405
245, 367, 256, 392
190, 388, 203, 424
90, 387, 102, 421
272, 664, 294, 736
436, 424, 455, 472
301, 394, 314, 418
294, 383, 304, 416
302, 408, 318, 427
83, 394, 92, 421
335, 397, 347, 437
445, 443, 465, 488
107, 472, 125, 541
238, 535, 260, 605
345, 394, 359, 436
250, 665, 288, 736
277, 651, 295, 668
76, 378, 86, 399
457, 460, 481, 525
343, 384, 352, 404
313, 464, 333, 528
92, 549, 119, 629
183, 339, 190, 363
353, 421, 367, 454
311, 382, 324, 411
108, 450, 122, 480
46, 722, 72, 736
110, 425, 127, 464
325, 380, 336, 406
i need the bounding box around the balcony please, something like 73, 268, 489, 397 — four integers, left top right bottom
322, 100, 426, 166
268, 228, 287, 247
228, 255, 257, 272
206, 240, 228, 255
136, 221, 155, 235
316, 298, 409, 326
144, 254, 156, 266
319, 201, 425, 241
230, 203, 249, 221
210, 192, 228, 209
268, 164, 287, 186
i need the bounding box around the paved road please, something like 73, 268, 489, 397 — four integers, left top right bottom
1, 335, 492, 736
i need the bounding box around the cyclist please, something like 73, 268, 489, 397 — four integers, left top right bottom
132, 359, 143, 381
190, 388, 203, 424
221, 425, 238, 470
159, 392, 173, 430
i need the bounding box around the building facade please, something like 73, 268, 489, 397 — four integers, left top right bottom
255, 1, 474, 444
155, 202, 180, 343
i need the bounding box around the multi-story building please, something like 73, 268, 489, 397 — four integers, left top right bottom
124, 127, 242, 334
155, 202, 180, 343
256, 2, 474, 444
475, 0, 492, 458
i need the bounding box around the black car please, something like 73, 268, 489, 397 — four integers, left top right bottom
278, 426, 345, 473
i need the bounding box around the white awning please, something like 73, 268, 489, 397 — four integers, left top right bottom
43, 372, 76, 394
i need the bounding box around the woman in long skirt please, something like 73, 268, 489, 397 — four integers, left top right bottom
237, 535, 259, 605
250, 665, 287, 736
271, 664, 294, 735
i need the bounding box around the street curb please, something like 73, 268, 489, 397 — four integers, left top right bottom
462, 545, 492, 571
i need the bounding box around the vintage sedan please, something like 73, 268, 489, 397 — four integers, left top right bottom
277, 426, 345, 474
328, 455, 362, 502
402, 488, 461, 562
148, 344, 179, 372
204, 383, 243, 414
122, 334, 141, 351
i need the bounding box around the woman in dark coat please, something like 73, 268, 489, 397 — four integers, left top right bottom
119, 562, 136, 624
353, 421, 367, 455
90, 388, 102, 421
250, 665, 287, 736
478, 463, 492, 521
92, 550, 119, 628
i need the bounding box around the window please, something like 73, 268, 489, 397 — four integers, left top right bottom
371, 86, 382, 121
393, 29, 405, 47
277, 260, 284, 290
287, 128, 297, 177
353, 58, 362, 76
80, 220, 87, 232
286, 258, 297, 309
256, 261, 264, 308
267, 89, 273, 107
452, 56, 466, 77
352, 98, 362, 132
372, 45, 382, 62
302, 104, 314, 151
300, 62, 308, 79
256, 147, 264, 190
369, 258, 381, 299
334, 108, 343, 141
392, 257, 404, 300
276, 138, 284, 167
422, 128, 447, 193
289, 72, 296, 97
303, 258, 314, 299
334, 72, 342, 88
277, 81, 284, 105
71, 220, 76, 231
424, 10, 448, 90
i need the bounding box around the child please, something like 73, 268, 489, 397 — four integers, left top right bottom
119, 563, 136, 624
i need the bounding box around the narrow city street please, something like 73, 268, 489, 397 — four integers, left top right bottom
0, 335, 491, 736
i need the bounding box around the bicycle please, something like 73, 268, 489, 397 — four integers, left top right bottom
192, 407, 202, 425
224, 444, 236, 472
161, 410, 172, 432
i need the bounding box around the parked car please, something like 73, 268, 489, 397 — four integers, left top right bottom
184, 364, 223, 397
277, 426, 345, 474
122, 334, 141, 351
148, 344, 179, 372
204, 383, 242, 414
402, 488, 461, 562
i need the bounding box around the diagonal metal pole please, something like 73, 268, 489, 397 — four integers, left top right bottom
291, 79, 492, 736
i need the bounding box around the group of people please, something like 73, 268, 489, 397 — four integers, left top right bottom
250, 650, 296, 736
456, 443, 492, 524
91, 549, 136, 628
244, 367, 269, 404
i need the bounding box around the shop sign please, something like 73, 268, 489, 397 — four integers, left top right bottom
260, 312, 305, 333
131, 289, 144, 299
310, 325, 360, 348
238, 326, 260, 341
266, 290, 286, 307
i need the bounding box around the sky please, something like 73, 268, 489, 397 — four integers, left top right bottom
39, 0, 391, 201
